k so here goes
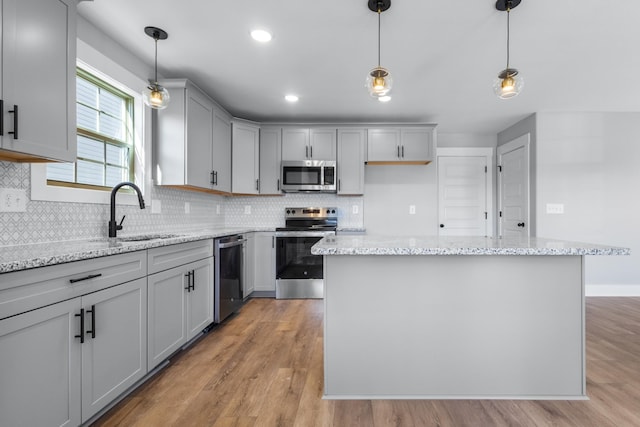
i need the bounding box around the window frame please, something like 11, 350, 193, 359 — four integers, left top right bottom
31, 39, 150, 206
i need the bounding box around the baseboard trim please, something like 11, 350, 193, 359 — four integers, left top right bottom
586, 284, 640, 296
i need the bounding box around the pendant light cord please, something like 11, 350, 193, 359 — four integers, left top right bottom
506, 3, 511, 71
377, 8, 381, 67
154, 36, 159, 84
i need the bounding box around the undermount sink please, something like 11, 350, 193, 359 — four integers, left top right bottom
116, 233, 182, 242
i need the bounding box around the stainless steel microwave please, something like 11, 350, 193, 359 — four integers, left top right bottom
280, 160, 336, 192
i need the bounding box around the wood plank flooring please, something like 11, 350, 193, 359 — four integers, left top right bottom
93, 297, 640, 427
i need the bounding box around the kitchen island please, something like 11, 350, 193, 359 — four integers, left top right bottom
311, 235, 629, 400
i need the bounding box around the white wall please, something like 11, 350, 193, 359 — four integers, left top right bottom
535, 112, 640, 294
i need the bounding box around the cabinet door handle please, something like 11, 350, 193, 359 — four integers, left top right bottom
397, 146, 400, 158
517, 222, 526, 228
8, 105, 18, 139
277, 179, 280, 191
75, 309, 85, 344
256, 179, 260, 191
69, 273, 102, 284
310, 145, 313, 158
210, 171, 215, 185
440, 224, 445, 228
184, 271, 192, 292
305, 146, 309, 158
401, 145, 404, 158
272, 236, 275, 248
190, 270, 195, 291
86, 305, 96, 339
0, 99, 4, 135
338, 179, 341, 191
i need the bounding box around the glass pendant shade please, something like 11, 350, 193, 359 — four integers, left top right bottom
493, 68, 524, 99
366, 66, 392, 98
143, 83, 170, 109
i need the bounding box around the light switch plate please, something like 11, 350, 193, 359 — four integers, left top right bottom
184, 202, 191, 214
0, 188, 27, 212
409, 205, 416, 215
352, 205, 359, 214
546, 203, 564, 214
244, 205, 251, 215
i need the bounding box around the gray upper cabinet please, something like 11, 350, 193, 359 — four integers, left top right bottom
0, 0, 77, 162
231, 120, 260, 195
156, 79, 232, 194
212, 106, 232, 193
259, 127, 282, 194
337, 128, 366, 195
282, 127, 336, 161
367, 126, 435, 164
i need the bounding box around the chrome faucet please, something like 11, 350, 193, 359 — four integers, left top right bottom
109, 182, 146, 238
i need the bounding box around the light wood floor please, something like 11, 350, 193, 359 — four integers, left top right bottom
93, 297, 640, 427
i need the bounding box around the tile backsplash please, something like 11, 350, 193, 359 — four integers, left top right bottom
0, 161, 363, 246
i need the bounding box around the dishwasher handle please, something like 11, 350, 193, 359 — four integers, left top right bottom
217, 238, 247, 249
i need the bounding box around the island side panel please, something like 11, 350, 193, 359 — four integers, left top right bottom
323, 254, 585, 399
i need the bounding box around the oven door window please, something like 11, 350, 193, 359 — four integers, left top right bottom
276, 236, 324, 279
282, 166, 321, 186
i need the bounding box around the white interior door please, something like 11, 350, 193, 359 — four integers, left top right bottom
437, 148, 493, 236
498, 134, 530, 238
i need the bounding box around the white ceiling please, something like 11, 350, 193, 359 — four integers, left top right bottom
78, 0, 640, 134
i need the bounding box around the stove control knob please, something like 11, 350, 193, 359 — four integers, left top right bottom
292, 209, 296, 214
331, 209, 336, 214
286, 209, 290, 214
326, 209, 330, 214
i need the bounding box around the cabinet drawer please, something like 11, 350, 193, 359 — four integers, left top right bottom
0, 251, 147, 320
147, 239, 213, 275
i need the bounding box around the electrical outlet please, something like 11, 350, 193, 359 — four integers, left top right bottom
244, 205, 252, 215
216, 204, 221, 215
0, 188, 27, 212
409, 205, 416, 215
184, 202, 191, 214
151, 199, 161, 214
546, 203, 564, 214
352, 205, 359, 214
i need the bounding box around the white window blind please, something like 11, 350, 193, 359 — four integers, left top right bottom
47, 69, 134, 188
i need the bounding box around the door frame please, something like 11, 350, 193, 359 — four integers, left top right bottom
436, 147, 495, 237
497, 133, 531, 238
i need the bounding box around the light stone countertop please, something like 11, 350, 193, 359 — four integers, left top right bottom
311, 235, 630, 256
0, 228, 274, 274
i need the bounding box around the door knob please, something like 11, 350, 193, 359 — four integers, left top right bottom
517, 222, 525, 228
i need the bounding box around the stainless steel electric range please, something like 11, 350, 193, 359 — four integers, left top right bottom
274, 207, 337, 299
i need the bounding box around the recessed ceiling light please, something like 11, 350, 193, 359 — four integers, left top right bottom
250, 29, 272, 43
378, 95, 392, 103
285, 95, 299, 102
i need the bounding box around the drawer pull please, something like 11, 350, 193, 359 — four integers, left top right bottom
69, 273, 103, 284
75, 309, 85, 343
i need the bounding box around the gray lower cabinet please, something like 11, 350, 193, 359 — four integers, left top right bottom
254, 232, 276, 292
147, 241, 214, 371
80, 278, 147, 422
0, 298, 82, 427
0, 277, 147, 426
243, 233, 255, 297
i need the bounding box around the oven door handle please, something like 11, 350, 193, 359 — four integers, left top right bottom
217, 239, 247, 249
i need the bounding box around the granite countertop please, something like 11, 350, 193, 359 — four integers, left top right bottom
0, 228, 274, 274
311, 235, 631, 256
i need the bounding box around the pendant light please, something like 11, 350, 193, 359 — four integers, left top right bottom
366, 0, 392, 99
143, 26, 170, 109
493, 0, 524, 99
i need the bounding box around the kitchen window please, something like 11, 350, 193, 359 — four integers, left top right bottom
46, 68, 135, 189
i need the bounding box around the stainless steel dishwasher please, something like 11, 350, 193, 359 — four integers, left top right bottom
214, 234, 246, 323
